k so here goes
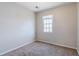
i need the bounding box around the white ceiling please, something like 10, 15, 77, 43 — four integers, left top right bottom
17, 2, 70, 12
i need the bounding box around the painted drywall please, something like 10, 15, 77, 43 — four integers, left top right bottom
36, 3, 77, 49
0, 3, 35, 54
77, 3, 79, 54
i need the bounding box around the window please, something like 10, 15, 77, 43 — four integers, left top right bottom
42, 15, 53, 32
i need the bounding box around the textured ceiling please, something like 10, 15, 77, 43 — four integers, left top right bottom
17, 2, 70, 12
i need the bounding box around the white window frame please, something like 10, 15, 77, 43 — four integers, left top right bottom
42, 15, 53, 32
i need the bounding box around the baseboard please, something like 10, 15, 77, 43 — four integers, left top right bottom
36, 39, 76, 50
0, 40, 35, 56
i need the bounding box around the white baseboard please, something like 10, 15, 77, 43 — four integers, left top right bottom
0, 40, 35, 56
36, 39, 76, 49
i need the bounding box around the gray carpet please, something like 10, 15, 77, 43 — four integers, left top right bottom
2, 41, 78, 56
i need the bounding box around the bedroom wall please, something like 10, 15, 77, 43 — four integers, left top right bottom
77, 2, 79, 54
36, 3, 77, 49
0, 2, 35, 55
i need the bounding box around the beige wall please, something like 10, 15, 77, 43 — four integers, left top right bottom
0, 3, 35, 55
36, 3, 77, 49
77, 2, 79, 54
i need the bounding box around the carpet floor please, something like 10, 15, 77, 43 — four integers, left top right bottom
2, 41, 78, 56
